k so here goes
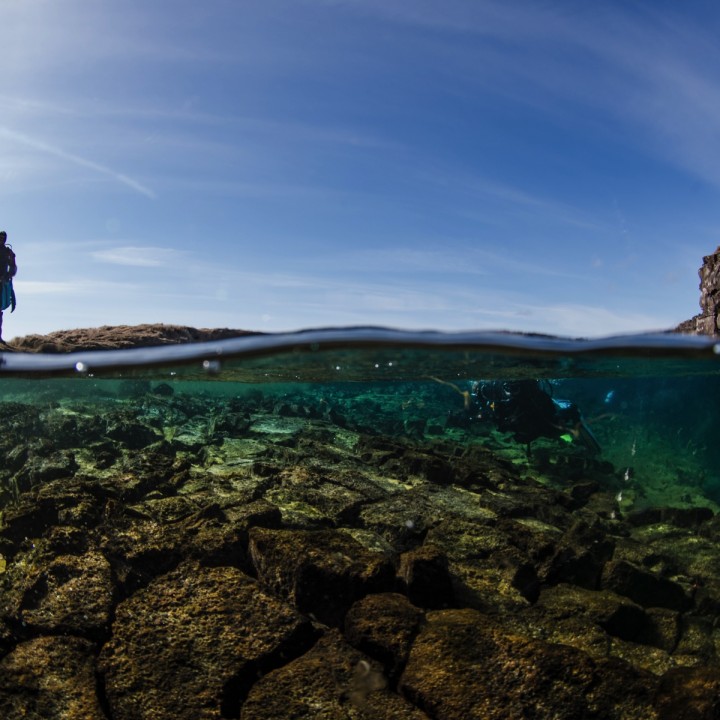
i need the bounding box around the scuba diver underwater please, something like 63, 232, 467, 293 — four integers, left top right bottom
470, 379, 601, 455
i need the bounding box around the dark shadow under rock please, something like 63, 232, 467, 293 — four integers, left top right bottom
654, 666, 720, 720
528, 584, 658, 649
0, 636, 106, 719
602, 559, 692, 612
540, 517, 615, 590
98, 561, 316, 720
398, 544, 455, 609
240, 629, 430, 719
248, 527, 395, 627
424, 518, 538, 612
344, 592, 425, 682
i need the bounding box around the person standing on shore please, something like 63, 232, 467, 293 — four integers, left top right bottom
0, 231, 17, 342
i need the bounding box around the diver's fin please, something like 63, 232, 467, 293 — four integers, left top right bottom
576, 420, 601, 454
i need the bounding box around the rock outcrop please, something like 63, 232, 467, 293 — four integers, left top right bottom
6, 323, 259, 353
677, 246, 720, 334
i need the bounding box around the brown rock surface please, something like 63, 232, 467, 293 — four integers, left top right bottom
655, 666, 720, 720
248, 527, 395, 627
399, 608, 659, 720
0, 636, 106, 720
21, 551, 115, 640
7, 323, 258, 352
241, 629, 430, 719
676, 245, 720, 334
98, 562, 316, 720
344, 592, 425, 680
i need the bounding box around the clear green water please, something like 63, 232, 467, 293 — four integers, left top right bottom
1, 329, 718, 514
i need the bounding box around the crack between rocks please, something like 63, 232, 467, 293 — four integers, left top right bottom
219, 622, 322, 719
94, 666, 114, 720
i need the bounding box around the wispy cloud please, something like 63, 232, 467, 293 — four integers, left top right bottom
15, 281, 79, 295
16, 279, 136, 295
347, 1, 720, 190
92, 246, 183, 267
330, 245, 582, 279
0, 126, 155, 198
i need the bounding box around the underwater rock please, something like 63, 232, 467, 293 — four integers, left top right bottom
531, 584, 656, 648
98, 561, 315, 720
0, 636, 106, 719
151, 382, 174, 396
673, 615, 717, 665
602, 559, 691, 611
105, 416, 159, 449
44, 413, 104, 448
645, 607, 681, 654
20, 551, 114, 641
13, 449, 79, 492
398, 608, 658, 720
357, 489, 443, 551
0, 493, 60, 546
626, 506, 715, 529
99, 499, 274, 594
113, 448, 184, 501
248, 527, 395, 627
655, 666, 720, 720
424, 518, 538, 612
264, 463, 385, 528
344, 592, 425, 681
99, 517, 187, 593
541, 517, 615, 590
398, 544, 455, 609
241, 629, 430, 719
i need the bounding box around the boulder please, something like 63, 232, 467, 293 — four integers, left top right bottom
0, 636, 105, 719
241, 629, 429, 719
248, 527, 395, 626
399, 608, 659, 719
344, 592, 425, 680
98, 562, 316, 720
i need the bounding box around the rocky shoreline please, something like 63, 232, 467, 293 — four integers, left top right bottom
5, 324, 260, 353
0, 379, 718, 718
0, 244, 715, 353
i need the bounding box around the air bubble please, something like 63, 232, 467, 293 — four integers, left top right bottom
75, 362, 89, 373
202, 359, 221, 374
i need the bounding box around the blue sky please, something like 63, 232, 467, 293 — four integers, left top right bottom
2, 0, 719, 338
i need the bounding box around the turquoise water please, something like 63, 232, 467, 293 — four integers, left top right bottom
1, 328, 718, 512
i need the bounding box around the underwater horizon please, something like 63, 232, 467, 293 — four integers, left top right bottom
0, 325, 719, 718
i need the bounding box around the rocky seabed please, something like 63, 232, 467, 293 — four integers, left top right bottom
0, 384, 718, 719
